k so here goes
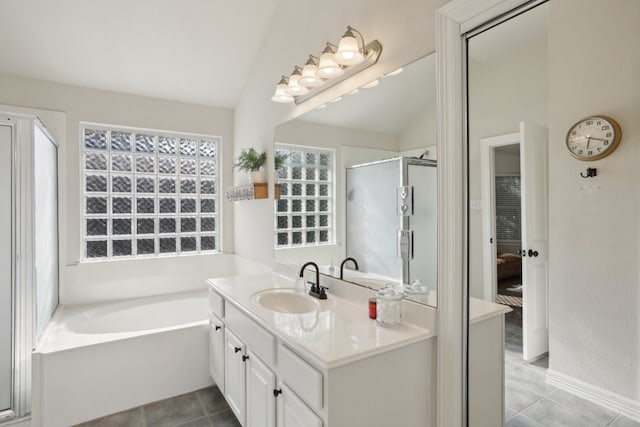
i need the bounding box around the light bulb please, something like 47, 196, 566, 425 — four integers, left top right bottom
299, 56, 322, 88
271, 77, 294, 103
316, 43, 344, 79
335, 31, 364, 66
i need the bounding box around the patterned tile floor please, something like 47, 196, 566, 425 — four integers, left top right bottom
504, 320, 639, 427
75, 386, 239, 427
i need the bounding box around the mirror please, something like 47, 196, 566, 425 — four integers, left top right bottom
273, 53, 437, 306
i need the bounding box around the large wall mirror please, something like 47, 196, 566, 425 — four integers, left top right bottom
273, 52, 438, 307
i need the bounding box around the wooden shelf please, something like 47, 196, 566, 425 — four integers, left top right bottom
225, 183, 269, 201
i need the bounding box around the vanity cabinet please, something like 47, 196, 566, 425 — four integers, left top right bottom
224, 329, 247, 426
277, 383, 322, 427
208, 314, 225, 394
246, 350, 276, 427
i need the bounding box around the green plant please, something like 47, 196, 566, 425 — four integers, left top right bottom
234, 148, 267, 172
274, 151, 289, 171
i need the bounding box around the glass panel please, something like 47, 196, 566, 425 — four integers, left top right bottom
111, 132, 132, 151
112, 175, 132, 193
86, 218, 107, 236
319, 200, 329, 212
306, 215, 316, 228
290, 150, 303, 164
137, 218, 155, 234
136, 197, 155, 214
136, 156, 155, 173
159, 178, 176, 194
86, 240, 107, 258
112, 197, 132, 214
292, 167, 302, 180
159, 238, 176, 253
306, 168, 316, 180
180, 178, 196, 194
135, 134, 155, 153
158, 157, 176, 174
306, 231, 316, 244
319, 215, 329, 227
319, 153, 330, 166
292, 199, 302, 212
159, 218, 176, 233
277, 200, 288, 213
319, 184, 329, 196
158, 136, 176, 154
305, 184, 316, 196
84, 129, 106, 149
306, 200, 316, 212
319, 169, 329, 181
85, 152, 107, 170
181, 198, 197, 213
200, 160, 216, 176
292, 232, 302, 244
86, 174, 107, 192
319, 230, 329, 242
201, 217, 216, 232
137, 238, 155, 255
280, 183, 288, 196
112, 239, 132, 256
181, 217, 197, 233
112, 219, 131, 235
201, 180, 216, 195
200, 140, 217, 157
292, 183, 302, 195
136, 176, 155, 193
200, 199, 215, 213
180, 139, 197, 156
86, 196, 107, 214
277, 216, 288, 229
159, 198, 176, 213
181, 237, 197, 251
180, 159, 197, 175
292, 216, 302, 228
277, 233, 288, 246
112, 154, 132, 172
201, 236, 216, 250
305, 153, 316, 165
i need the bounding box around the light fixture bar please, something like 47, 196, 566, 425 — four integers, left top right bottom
294, 39, 382, 105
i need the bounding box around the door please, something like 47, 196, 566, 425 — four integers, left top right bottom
224, 329, 246, 426
0, 124, 12, 412
208, 314, 225, 393
519, 121, 549, 361
276, 383, 322, 427
246, 350, 276, 427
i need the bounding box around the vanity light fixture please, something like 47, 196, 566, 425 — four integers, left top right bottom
271, 76, 294, 103
271, 25, 382, 105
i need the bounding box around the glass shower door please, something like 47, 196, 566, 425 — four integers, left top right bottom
0, 124, 12, 412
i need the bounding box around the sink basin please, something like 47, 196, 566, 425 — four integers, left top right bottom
254, 289, 319, 314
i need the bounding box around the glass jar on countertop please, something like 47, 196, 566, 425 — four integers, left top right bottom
375, 285, 404, 327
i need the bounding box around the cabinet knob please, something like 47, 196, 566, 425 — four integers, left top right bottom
242, 355, 250, 362
273, 389, 282, 397
234, 347, 241, 353
215, 325, 221, 331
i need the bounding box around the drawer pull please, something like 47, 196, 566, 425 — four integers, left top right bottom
234, 347, 242, 353
215, 325, 221, 331
242, 355, 250, 362
273, 389, 282, 397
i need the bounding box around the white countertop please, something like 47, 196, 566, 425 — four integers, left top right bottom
207, 272, 435, 370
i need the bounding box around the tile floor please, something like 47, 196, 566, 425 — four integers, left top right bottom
75, 386, 240, 427
504, 320, 639, 427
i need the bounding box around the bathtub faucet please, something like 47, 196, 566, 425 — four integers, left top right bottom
340, 257, 359, 280
299, 262, 327, 300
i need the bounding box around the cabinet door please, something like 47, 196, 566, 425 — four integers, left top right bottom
208, 314, 225, 393
277, 383, 322, 427
224, 329, 246, 426
246, 350, 276, 427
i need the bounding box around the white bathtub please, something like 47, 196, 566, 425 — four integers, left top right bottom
32, 289, 213, 427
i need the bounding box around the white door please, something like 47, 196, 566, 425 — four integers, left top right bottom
0, 124, 12, 412
276, 383, 322, 427
208, 314, 225, 393
224, 329, 246, 426
246, 350, 276, 427
519, 121, 549, 361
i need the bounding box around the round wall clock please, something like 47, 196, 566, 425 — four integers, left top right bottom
566, 115, 622, 161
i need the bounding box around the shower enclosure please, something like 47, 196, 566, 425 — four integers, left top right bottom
346, 157, 437, 290
0, 112, 59, 423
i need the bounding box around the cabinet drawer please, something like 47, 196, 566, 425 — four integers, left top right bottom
208, 288, 224, 318
225, 303, 275, 366
278, 345, 323, 411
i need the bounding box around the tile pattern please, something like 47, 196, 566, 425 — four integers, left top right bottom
75, 387, 240, 427
504, 320, 639, 427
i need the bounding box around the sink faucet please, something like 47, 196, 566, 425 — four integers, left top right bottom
299, 261, 327, 300
340, 257, 359, 280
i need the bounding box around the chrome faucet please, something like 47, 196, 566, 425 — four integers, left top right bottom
340, 257, 359, 280
299, 261, 327, 300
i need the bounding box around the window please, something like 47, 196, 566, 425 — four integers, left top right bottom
274, 144, 334, 248
495, 174, 521, 242
82, 123, 221, 260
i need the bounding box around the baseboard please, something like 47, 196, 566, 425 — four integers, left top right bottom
546, 369, 640, 422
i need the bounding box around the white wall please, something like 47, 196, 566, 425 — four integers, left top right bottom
0, 74, 236, 303
232, 0, 446, 266
548, 0, 640, 401
398, 106, 437, 152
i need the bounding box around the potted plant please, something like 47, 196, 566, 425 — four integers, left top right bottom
235, 148, 267, 183
274, 151, 289, 183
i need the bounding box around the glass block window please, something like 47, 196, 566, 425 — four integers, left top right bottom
274, 144, 334, 248
495, 174, 521, 242
82, 123, 221, 260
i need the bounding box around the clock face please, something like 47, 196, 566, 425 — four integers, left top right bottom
566, 115, 621, 161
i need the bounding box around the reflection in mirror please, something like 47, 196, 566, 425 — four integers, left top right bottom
273, 53, 437, 307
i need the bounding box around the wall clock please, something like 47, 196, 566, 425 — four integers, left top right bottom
566, 115, 622, 161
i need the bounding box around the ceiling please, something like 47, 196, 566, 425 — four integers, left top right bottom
0, 0, 281, 108
298, 53, 436, 136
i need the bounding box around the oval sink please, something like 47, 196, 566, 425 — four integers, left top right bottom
254, 289, 319, 314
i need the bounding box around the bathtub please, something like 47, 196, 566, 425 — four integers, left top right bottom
32, 289, 213, 427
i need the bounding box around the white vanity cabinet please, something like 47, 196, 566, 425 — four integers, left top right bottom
224, 329, 247, 426
208, 313, 225, 394
277, 383, 322, 427
246, 350, 276, 427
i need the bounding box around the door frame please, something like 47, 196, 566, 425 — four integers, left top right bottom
480, 132, 521, 302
